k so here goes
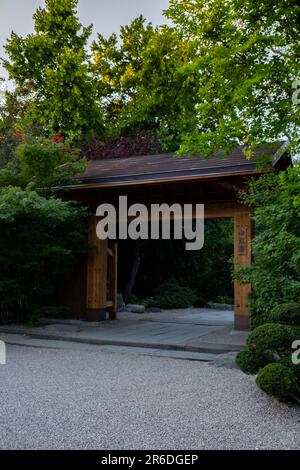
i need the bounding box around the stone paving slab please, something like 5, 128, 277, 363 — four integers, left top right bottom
0, 308, 247, 354
0, 333, 219, 362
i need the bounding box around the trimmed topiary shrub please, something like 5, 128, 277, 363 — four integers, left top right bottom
280, 353, 300, 381
236, 347, 274, 375
247, 323, 294, 353
256, 363, 299, 402
236, 319, 300, 402
269, 303, 300, 325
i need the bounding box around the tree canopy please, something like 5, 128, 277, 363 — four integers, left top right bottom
165, 0, 300, 157
4, 0, 102, 143
2, 0, 299, 156
92, 15, 199, 151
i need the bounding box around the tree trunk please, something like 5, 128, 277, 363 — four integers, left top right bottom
124, 240, 144, 304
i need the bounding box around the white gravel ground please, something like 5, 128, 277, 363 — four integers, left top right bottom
0, 344, 299, 450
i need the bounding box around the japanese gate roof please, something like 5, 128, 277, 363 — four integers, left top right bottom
69, 143, 290, 189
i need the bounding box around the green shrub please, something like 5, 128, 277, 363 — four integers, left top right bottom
270, 303, 300, 325
237, 321, 300, 402
236, 171, 300, 404
151, 278, 197, 309
0, 186, 87, 323
256, 363, 299, 402
193, 295, 208, 308
236, 347, 274, 375
126, 294, 140, 305
15, 138, 86, 188
280, 353, 300, 381
247, 323, 294, 353
235, 169, 300, 328
216, 296, 234, 305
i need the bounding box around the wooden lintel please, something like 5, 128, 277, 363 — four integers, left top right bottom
113, 202, 235, 222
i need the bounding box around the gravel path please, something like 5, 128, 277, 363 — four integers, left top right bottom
0, 344, 299, 450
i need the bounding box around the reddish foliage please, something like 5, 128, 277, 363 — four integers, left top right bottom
84, 130, 162, 160
52, 133, 64, 144
13, 129, 23, 138
0, 129, 23, 145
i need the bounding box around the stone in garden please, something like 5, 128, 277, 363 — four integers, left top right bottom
129, 304, 146, 314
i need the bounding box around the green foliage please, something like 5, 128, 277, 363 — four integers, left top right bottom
236, 347, 274, 375
2, 0, 299, 156
215, 296, 234, 305
14, 137, 86, 188
150, 278, 197, 309
119, 219, 234, 303
247, 323, 295, 353
92, 16, 198, 151
236, 166, 300, 327
0, 85, 30, 165
270, 303, 300, 325
0, 186, 87, 323
166, 0, 300, 157
237, 298, 300, 402
0, 162, 23, 188
4, 0, 102, 142
256, 363, 299, 402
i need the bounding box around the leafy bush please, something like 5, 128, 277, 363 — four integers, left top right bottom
0, 186, 87, 323
236, 347, 274, 375
215, 296, 234, 305
235, 169, 300, 400
237, 304, 300, 402
150, 278, 197, 309
256, 364, 299, 402
236, 168, 300, 328
247, 323, 295, 353
15, 137, 86, 188
193, 295, 208, 308
269, 303, 300, 325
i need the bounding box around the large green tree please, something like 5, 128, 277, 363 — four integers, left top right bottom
92, 16, 199, 151
166, 0, 300, 157
4, 0, 102, 142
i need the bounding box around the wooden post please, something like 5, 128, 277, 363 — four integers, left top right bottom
86, 215, 108, 321
108, 241, 118, 320
234, 206, 253, 330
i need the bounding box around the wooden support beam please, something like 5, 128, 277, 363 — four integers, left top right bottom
109, 241, 118, 320
118, 202, 235, 222
204, 202, 234, 219
86, 215, 108, 321
234, 206, 253, 330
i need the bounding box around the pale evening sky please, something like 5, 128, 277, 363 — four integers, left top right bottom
0, 0, 169, 82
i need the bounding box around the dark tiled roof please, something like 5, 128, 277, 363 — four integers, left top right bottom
70, 143, 289, 189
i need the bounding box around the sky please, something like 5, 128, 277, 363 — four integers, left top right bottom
0, 0, 169, 83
